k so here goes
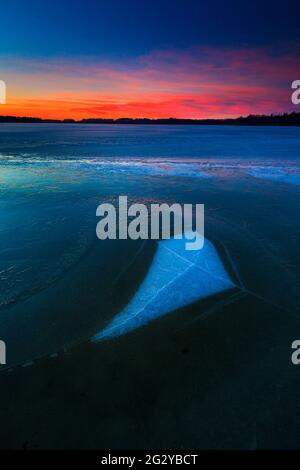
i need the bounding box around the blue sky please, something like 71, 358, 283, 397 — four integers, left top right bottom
1, 0, 299, 58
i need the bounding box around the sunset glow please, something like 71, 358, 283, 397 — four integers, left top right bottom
1, 46, 299, 119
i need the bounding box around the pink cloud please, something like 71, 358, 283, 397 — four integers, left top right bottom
1, 45, 299, 119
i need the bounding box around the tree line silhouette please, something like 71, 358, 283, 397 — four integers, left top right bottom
0, 112, 300, 126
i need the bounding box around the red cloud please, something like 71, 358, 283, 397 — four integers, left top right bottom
2, 45, 299, 119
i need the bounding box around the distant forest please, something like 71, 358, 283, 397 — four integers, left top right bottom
0, 112, 300, 126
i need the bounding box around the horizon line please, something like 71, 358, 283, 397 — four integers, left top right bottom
0, 111, 300, 124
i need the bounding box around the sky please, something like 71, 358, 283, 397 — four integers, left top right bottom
0, 0, 300, 119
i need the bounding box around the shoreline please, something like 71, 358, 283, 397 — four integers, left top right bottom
0, 112, 300, 126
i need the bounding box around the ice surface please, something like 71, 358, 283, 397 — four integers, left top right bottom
92, 161, 210, 178
0, 157, 210, 179
92, 234, 234, 341
249, 167, 300, 186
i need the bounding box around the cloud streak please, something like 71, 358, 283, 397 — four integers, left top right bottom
1, 45, 299, 119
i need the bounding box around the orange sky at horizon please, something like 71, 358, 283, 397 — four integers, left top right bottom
1, 46, 299, 120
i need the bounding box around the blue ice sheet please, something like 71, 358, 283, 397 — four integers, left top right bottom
93, 161, 210, 178
92, 234, 234, 341
249, 167, 300, 186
